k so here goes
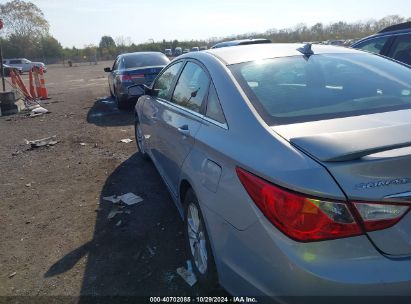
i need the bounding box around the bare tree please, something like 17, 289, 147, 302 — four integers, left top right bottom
0, 0, 49, 38
115, 36, 133, 53
0, 0, 50, 57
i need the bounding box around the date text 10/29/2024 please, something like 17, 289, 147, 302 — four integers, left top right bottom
150, 297, 258, 303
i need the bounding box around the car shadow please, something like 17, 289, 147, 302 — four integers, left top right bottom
86, 96, 134, 127
44, 153, 225, 299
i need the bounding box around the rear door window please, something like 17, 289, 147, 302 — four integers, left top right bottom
118, 57, 125, 70
388, 34, 411, 65
171, 62, 209, 113
112, 58, 120, 70
354, 36, 389, 54
10, 60, 22, 64
153, 62, 183, 100
205, 83, 226, 124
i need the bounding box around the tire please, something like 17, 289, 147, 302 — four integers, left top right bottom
114, 86, 128, 110
184, 189, 218, 288
135, 121, 149, 160
116, 93, 127, 110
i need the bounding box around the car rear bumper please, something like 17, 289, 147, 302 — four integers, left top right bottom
204, 206, 411, 297
118, 83, 144, 101
116, 92, 142, 109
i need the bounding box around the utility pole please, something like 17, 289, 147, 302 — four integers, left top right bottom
0, 18, 5, 92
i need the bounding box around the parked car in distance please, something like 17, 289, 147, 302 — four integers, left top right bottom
164, 49, 173, 57
174, 47, 183, 56
3, 58, 47, 73
199, 46, 208, 51
0, 64, 23, 76
104, 52, 169, 109
324, 39, 345, 46
132, 43, 411, 297
183, 49, 190, 54
351, 21, 411, 66
210, 38, 271, 49
190, 47, 199, 52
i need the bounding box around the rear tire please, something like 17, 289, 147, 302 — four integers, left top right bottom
184, 189, 218, 289
116, 93, 127, 110
114, 87, 128, 110
135, 121, 149, 160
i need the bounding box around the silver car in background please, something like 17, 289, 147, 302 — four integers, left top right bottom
133, 44, 411, 297
3, 58, 47, 73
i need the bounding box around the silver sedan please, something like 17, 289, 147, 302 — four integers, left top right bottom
133, 44, 411, 297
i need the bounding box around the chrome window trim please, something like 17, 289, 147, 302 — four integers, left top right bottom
202, 115, 228, 130
355, 32, 411, 46
156, 98, 228, 130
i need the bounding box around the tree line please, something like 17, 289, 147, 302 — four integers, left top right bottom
1, 0, 410, 64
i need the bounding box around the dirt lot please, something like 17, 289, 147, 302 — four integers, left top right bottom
0, 62, 224, 302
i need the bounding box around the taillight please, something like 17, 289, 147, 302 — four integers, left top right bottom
236, 168, 362, 242
236, 168, 411, 242
131, 74, 145, 79
118, 74, 133, 82
119, 74, 145, 82
353, 202, 409, 231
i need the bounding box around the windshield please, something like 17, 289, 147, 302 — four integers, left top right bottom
230, 53, 411, 125
123, 54, 169, 69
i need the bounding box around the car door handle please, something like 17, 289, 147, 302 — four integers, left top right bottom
177, 125, 190, 136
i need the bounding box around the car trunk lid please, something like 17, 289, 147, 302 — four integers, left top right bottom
273, 109, 411, 256
123, 66, 164, 85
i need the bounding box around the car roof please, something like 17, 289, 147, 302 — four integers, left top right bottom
211, 38, 271, 49
378, 21, 411, 34
352, 22, 411, 47
121, 52, 166, 57
205, 43, 362, 65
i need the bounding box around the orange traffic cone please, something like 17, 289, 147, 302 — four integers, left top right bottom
10, 70, 17, 88
33, 67, 41, 98
38, 67, 48, 99
29, 69, 36, 98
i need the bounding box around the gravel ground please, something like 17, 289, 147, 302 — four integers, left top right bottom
0, 62, 225, 302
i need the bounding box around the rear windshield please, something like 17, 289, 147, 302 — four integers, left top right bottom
229, 53, 411, 125
239, 40, 271, 45
123, 54, 169, 69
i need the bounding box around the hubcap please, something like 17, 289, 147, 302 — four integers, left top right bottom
187, 203, 208, 274
136, 124, 145, 154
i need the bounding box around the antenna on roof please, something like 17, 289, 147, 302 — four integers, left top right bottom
297, 43, 314, 57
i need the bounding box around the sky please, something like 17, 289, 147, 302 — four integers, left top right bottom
21, 0, 411, 48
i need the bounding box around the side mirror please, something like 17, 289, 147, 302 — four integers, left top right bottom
104, 67, 111, 72
128, 84, 151, 97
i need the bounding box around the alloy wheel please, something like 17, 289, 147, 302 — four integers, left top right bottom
187, 202, 208, 275
135, 123, 146, 155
